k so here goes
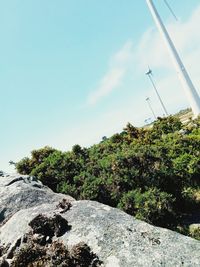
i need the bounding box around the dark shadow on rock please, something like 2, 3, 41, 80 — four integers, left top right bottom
0, 209, 6, 224
5, 177, 24, 187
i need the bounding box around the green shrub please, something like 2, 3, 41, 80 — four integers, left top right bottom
118, 188, 175, 226
155, 116, 182, 134
16, 146, 56, 175
189, 226, 200, 241
16, 115, 200, 234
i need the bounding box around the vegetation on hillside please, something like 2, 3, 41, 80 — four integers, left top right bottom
16, 115, 200, 239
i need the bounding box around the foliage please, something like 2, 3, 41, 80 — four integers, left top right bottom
149, 116, 182, 140
16, 146, 56, 175
118, 188, 175, 226
16, 115, 200, 235
177, 224, 200, 241
189, 226, 200, 241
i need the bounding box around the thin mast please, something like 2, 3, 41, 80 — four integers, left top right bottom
146, 97, 157, 120
146, 69, 168, 116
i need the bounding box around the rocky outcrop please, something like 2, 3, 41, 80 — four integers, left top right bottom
0, 173, 200, 266
0, 172, 74, 227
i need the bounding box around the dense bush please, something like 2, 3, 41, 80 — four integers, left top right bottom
16, 115, 200, 234
118, 188, 175, 226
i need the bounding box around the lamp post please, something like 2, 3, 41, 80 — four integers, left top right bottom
146, 0, 200, 118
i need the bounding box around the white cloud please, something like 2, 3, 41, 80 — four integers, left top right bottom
87, 41, 134, 105
111, 41, 134, 66
87, 68, 125, 105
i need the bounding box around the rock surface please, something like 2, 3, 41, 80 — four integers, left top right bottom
0, 172, 74, 226
0, 173, 200, 266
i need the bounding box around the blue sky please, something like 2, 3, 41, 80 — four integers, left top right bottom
1, 0, 200, 172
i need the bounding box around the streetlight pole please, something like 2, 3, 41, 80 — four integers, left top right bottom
146, 0, 200, 118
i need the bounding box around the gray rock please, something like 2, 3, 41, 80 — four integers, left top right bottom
0, 173, 74, 226
0, 174, 200, 266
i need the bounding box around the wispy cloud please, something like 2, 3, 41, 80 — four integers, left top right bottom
87, 41, 134, 105
87, 68, 125, 106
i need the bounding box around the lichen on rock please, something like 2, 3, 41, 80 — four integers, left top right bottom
29, 214, 71, 238
11, 240, 102, 267
10, 227, 102, 267
1, 211, 102, 267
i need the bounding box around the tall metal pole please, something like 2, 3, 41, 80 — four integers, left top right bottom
146, 97, 157, 120
146, 0, 200, 118
146, 70, 168, 116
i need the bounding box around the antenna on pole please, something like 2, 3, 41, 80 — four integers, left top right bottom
163, 0, 178, 21
146, 0, 200, 118
146, 68, 168, 116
